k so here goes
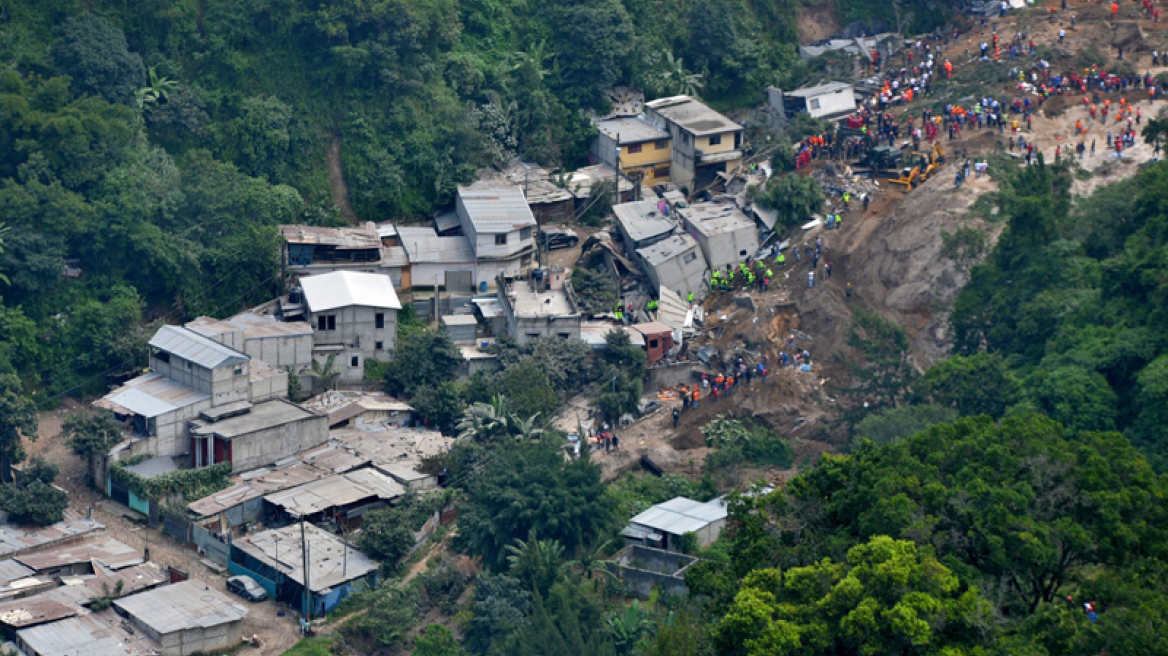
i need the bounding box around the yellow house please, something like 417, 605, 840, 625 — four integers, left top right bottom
644, 96, 744, 190
591, 115, 672, 188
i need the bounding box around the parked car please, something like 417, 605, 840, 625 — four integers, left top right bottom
538, 227, 579, 250
227, 575, 268, 602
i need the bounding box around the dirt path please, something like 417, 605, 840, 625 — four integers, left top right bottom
326, 133, 358, 224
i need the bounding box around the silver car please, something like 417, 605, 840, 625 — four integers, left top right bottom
226, 575, 268, 602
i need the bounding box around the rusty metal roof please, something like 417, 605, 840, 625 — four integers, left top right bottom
279, 223, 381, 249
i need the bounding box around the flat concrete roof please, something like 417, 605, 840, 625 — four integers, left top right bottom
593, 115, 669, 144
645, 96, 744, 136
189, 398, 318, 440
614, 200, 676, 244
680, 201, 755, 236
636, 234, 702, 267
114, 580, 247, 635
507, 285, 576, 318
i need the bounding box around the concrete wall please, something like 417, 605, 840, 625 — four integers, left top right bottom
643, 247, 708, 299
249, 369, 289, 402
686, 225, 759, 272
307, 305, 398, 383
610, 545, 697, 600
508, 315, 583, 345
227, 413, 328, 473
139, 399, 211, 458
805, 88, 856, 119
646, 361, 696, 392
150, 354, 249, 407
147, 619, 243, 656
244, 335, 313, 372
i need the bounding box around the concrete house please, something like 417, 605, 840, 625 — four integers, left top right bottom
298, 271, 402, 383
96, 326, 259, 457
591, 115, 673, 188
678, 200, 759, 272
456, 180, 538, 280
396, 226, 479, 292
636, 234, 709, 300
186, 312, 314, 396
767, 82, 857, 121
497, 269, 582, 345
188, 398, 328, 472
644, 96, 744, 189
614, 199, 676, 255
112, 581, 248, 656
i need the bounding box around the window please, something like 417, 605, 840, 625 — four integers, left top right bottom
495, 233, 508, 245
809, 98, 821, 110
527, 334, 541, 340
626, 143, 642, 154
655, 140, 669, 150
739, 250, 748, 257
328, 315, 336, 330
375, 341, 384, 351
351, 356, 359, 368
654, 166, 670, 179
708, 135, 722, 146
650, 339, 659, 348
318, 315, 336, 331
558, 333, 572, 339
155, 351, 170, 363
683, 251, 697, 264
520, 227, 533, 241
375, 313, 385, 329
234, 367, 243, 376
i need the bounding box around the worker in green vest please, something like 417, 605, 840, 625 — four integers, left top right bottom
614, 301, 623, 322
776, 251, 786, 265
687, 291, 695, 304
765, 268, 773, 279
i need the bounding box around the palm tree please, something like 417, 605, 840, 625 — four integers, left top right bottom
605, 601, 654, 655
659, 52, 704, 98
309, 354, 339, 391
457, 395, 511, 442
506, 529, 566, 594
135, 67, 178, 107
563, 539, 616, 581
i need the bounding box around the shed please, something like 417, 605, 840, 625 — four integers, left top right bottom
633, 322, 675, 364
441, 315, 478, 344
113, 581, 248, 656
16, 609, 160, 656
622, 496, 728, 552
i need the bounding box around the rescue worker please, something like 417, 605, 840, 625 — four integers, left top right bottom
776, 251, 786, 265
687, 291, 695, 305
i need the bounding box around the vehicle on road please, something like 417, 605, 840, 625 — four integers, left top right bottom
539, 227, 579, 250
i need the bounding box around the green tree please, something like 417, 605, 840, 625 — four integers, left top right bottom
571, 267, 618, 316
715, 536, 992, 656
749, 174, 824, 229
50, 14, 146, 106
919, 352, 1017, 418
851, 404, 958, 449
0, 374, 37, 483
414, 624, 466, 656
384, 330, 463, 398
410, 382, 466, 435
455, 440, 614, 570
64, 412, 124, 459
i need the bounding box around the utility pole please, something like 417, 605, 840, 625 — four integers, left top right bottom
300, 518, 311, 623
614, 134, 621, 208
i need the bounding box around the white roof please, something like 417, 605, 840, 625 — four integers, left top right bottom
628, 496, 727, 536
300, 271, 402, 312
113, 581, 247, 634
149, 325, 249, 370
457, 180, 538, 233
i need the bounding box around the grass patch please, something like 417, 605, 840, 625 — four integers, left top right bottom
279, 637, 333, 656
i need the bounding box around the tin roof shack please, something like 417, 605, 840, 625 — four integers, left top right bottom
636, 234, 708, 300
565, 165, 636, 207
229, 523, 378, 616
678, 201, 759, 272
186, 461, 330, 528
614, 200, 676, 254
301, 391, 413, 429
456, 180, 537, 279
187, 312, 313, 397
189, 398, 328, 472
279, 223, 408, 288
497, 269, 582, 345
621, 496, 728, 552
633, 322, 675, 364
113, 581, 247, 656
15, 609, 162, 656
0, 512, 104, 563
441, 315, 478, 344
494, 161, 575, 225
644, 96, 744, 189
591, 115, 673, 188
298, 271, 401, 384
15, 538, 143, 578
768, 82, 857, 122
263, 468, 405, 526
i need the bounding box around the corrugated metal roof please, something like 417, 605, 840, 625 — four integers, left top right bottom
627, 496, 727, 536
221, 312, 314, 338
114, 581, 247, 634
0, 561, 34, 586
300, 271, 402, 312
232, 523, 377, 592
15, 538, 142, 572
16, 610, 160, 656
187, 462, 327, 518
264, 468, 405, 516
96, 372, 211, 418
0, 512, 104, 561
397, 227, 476, 265
456, 180, 537, 233
149, 325, 250, 370
615, 200, 676, 244
0, 597, 76, 627
280, 223, 381, 249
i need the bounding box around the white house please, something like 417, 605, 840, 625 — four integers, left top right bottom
299, 271, 402, 383
767, 82, 857, 121
456, 180, 538, 282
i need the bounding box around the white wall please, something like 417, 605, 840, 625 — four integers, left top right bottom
806, 88, 856, 119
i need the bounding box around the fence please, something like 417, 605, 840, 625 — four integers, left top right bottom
192, 523, 230, 567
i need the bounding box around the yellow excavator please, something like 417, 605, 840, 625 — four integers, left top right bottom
890, 165, 922, 189
912, 142, 946, 182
